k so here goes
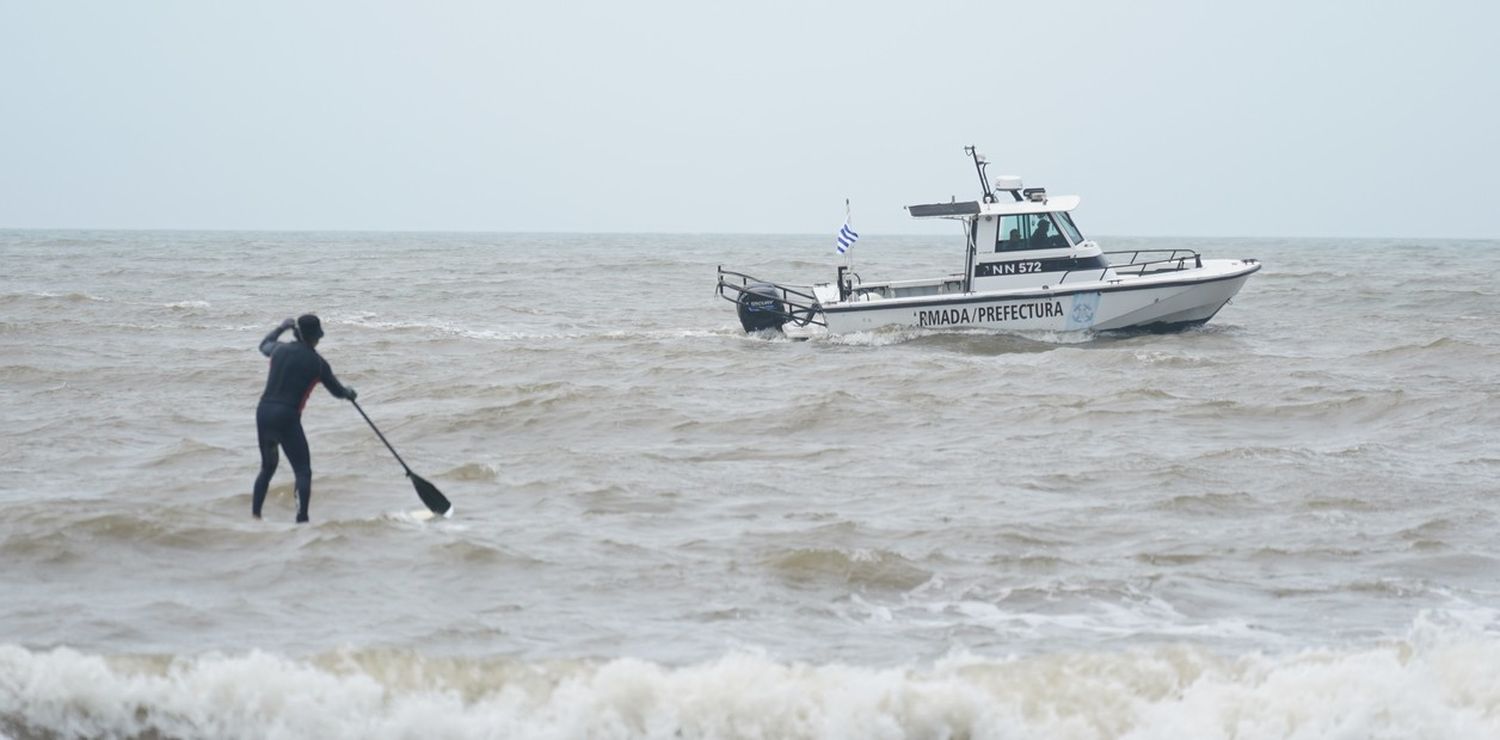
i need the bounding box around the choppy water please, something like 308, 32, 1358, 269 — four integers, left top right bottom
1, 229, 1498, 739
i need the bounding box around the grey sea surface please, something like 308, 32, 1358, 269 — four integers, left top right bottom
1, 230, 1498, 738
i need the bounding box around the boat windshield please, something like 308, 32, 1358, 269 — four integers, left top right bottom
1058, 213, 1085, 244
993, 213, 1076, 252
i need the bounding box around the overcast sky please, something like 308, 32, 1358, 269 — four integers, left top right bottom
2, 1, 1496, 238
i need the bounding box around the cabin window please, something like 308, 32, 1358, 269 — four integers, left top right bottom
994, 214, 1027, 251
994, 213, 1073, 251
1027, 215, 1069, 250
1057, 213, 1084, 245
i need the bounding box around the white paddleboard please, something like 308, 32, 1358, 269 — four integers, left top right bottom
400, 507, 453, 522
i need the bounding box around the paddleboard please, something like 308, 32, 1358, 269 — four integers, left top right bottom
394, 507, 452, 522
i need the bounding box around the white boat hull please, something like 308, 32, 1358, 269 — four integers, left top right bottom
717, 149, 1263, 337
820, 260, 1259, 335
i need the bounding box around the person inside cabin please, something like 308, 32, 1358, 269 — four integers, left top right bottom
998, 228, 1021, 252
1032, 219, 1052, 244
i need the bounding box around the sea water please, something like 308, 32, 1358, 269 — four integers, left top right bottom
1, 230, 1498, 738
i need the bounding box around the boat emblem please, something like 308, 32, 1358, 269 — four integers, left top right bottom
1066, 292, 1101, 330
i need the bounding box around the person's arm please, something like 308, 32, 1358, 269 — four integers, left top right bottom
318, 357, 355, 400
259, 318, 296, 357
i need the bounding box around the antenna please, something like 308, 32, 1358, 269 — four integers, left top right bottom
965, 145, 995, 203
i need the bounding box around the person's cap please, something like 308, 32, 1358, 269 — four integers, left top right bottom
297, 314, 324, 341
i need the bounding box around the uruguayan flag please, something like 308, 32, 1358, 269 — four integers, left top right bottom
835, 222, 859, 254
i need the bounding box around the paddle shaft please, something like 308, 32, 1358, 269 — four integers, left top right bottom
350, 399, 412, 475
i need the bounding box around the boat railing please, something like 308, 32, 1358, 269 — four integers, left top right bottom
850, 274, 966, 301
1105, 249, 1202, 274
1054, 249, 1203, 285
716, 267, 827, 327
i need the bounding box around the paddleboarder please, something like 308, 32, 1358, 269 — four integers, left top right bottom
252, 314, 356, 523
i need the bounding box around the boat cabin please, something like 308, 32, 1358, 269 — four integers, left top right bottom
905, 194, 1114, 295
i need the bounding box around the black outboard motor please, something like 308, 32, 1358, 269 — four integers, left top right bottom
736, 283, 788, 333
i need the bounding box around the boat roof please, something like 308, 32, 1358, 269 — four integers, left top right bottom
906, 195, 1081, 220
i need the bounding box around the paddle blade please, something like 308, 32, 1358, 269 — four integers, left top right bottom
408, 472, 453, 517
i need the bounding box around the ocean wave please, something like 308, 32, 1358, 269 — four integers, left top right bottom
430, 540, 543, 567
766, 547, 933, 591
0, 528, 84, 566
1178, 391, 1417, 425
1248, 545, 1368, 561
1147, 491, 1257, 514
24, 237, 103, 248
162, 300, 212, 310
438, 386, 617, 432
1355, 336, 1490, 362
2, 507, 234, 550
0, 290, 110, 304
1299, 495, 1383, 513
982, 553, 1076, 571
0, 500, 465, 562
1131, 551, 1214, 566
1120, 349, 1222, 368
1343, 578, 1435, 598
640, 445, 834, 464
312, 510, 467, 537
143, 438, 232, 469
445, 462, 501, 482
339, 315, 738, 345
6, 619, 1500, 739
339, 316, 539, 341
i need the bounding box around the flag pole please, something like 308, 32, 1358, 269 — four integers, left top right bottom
835, 200, 860, 295
844, 198, 853, 276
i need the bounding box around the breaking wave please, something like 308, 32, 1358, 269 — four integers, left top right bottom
5, 619, 1500, 740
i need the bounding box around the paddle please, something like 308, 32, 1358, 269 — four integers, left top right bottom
350, 398, 453, 517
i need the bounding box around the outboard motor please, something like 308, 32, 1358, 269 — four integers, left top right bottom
736, 283, 788, 333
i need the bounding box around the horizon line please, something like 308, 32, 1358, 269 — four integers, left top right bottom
2, 223, 1500, 240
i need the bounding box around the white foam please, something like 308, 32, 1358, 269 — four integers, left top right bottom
380, 509, 437, 523
4, 619, 1500, 739
823, 328, 924, 347
336, 315, 536, 341
27, 291, 110, 302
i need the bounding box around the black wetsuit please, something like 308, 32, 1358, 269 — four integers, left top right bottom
252, 324, 351, 522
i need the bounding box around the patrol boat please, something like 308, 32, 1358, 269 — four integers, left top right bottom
717, 146, 1260, 335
